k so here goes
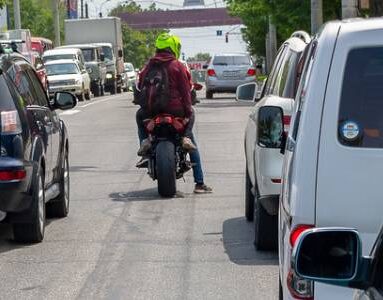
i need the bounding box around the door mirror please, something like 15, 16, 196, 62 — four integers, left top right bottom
236, 82, 259, 102
291, 228, 371, 289
202, 64, 208, 70
258, 106, 284, 148
118, 49, 123, 58
53, 92, 77, 110
100, 53, 105, 62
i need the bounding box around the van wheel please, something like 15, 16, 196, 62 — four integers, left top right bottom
46, 151, 70, 218
13, 167, 45, 243
254, 197, 278, 250
77, 91, 84, 102
100, 83, 105, 96
85, 90, 91, 100
245, 168, 254, 221
206, 90, 213, 99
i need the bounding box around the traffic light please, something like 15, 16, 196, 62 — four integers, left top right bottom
216, 30, 222, 36
225, 33, 228, 43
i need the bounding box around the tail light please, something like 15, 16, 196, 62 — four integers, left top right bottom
287, 270, 313, 300
0, 169, 26, 181
207, 69, 216, 77
271, 178, 281, 183
1, 111, 21, 134
283, 115, 291, 133
247, 68, 256, 76
290, 224, 314, 247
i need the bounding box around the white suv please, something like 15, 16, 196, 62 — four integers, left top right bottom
268, 19, 383, 299
238, 33, 309, 250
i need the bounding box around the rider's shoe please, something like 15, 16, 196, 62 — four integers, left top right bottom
194, 183, 213, 194
136, 157, 149, 168
182, 137, 197, 151
137, 138, 151, 156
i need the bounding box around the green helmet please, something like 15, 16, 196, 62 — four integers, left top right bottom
155, 33, 181, 59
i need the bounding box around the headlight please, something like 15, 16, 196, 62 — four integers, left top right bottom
75, 79, 82, 85
106, 73, 113, 79
87, 68, 92, 73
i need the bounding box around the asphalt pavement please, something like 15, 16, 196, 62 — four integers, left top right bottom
0, 92, 278, 300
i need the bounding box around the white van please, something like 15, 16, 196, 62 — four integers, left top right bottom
263, 18, 383, 299
42, 48, 86, 71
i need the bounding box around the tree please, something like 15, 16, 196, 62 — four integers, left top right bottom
109, 1, 167, 69
187, 52, 211, 62
225, 0, 341, 58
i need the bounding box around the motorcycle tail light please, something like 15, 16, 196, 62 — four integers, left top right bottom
1, 111, 21, 134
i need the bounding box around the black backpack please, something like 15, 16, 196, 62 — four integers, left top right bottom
134, 62, 170, 116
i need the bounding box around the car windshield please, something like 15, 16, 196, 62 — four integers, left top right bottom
43, 54, 75, 63
124, 63, 134, 72
46, 63, 79, 76
101, 46, 113, 61
213, 55, 250, 66
81, 48, 95, 62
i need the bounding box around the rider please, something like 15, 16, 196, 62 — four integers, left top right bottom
135, 33, 212, 194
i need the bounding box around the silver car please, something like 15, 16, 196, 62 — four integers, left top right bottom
205, 53, 256, 99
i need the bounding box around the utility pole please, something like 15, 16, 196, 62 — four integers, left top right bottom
52, 0, 60, 46
311, 0, 323, 34
266, 16, 277, 73
342, 0, 358, 19
13, 0, 21, 29
81, 0, 84, 19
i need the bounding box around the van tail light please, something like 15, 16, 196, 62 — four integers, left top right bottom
207, 69, 216, 77
290, 224, 314, 247
247, 68, 256, 76
271, 178, 281, 183
0, 169, 26, 181
283, 115, 291, 133
287, 270, 314, 300
1, 111, 21, 134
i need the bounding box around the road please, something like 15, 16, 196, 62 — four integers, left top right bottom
0, 92, 278, 299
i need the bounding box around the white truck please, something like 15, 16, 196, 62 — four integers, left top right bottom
64, 17, 124, 94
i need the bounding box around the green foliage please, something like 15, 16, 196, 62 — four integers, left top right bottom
0, 0, 5, 9
109, 1, 167, 69
6, 0, 66, 43
187, 52, 211, 62
226, 0, 341, 57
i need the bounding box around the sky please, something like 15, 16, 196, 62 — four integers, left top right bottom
83, 0, 247, 58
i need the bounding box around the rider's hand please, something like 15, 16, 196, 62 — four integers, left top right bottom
183, 118, 189, 125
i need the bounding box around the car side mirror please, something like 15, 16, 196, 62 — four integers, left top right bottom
100, 54, 105, 62
53, 92, 77, 110
193, 82, 203, 91
292, 228, 371, 290
258, 106, 284, 149
236, 82, 259, 102
118, 49, 123, 58
202, 64, 208, 70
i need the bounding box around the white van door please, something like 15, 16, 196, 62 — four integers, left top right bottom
316, 26, 383, 256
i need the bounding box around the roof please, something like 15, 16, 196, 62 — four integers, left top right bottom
59, 44, 99, 49
93, 42, 113, 47
43, 48, 82, 56
118, 8, 242, 30
44, 59, 80, 66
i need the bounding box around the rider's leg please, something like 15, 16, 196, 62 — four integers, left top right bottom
136, 108, 148, 144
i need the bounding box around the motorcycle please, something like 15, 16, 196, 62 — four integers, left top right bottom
144, 114, 192, 197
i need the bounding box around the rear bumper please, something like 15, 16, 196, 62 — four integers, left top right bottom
49, 84, 82, 96
0, 158, 34, 212
206, 76, 256, 92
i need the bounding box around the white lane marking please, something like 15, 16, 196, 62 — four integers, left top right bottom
79, 95, 115, 108
60, 109, 81, 116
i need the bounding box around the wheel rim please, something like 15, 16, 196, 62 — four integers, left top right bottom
64, 156, 70, 209
38, 175, 45, 231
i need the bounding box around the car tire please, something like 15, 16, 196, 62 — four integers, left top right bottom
254, 195, 278, 251
100, 83, 105, 96
13, 166, 45, 243
77, 91, 84, 102
93, 84, 100, 97
206, 90, 213, 99
46, 150, 70, 218
245, 168, 254, 221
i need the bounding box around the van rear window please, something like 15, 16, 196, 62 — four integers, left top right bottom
339, 47, 383, 148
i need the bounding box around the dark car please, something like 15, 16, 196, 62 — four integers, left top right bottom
0, 52, 76, 243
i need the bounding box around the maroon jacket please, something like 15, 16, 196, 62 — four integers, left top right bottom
138, 52, 193, 118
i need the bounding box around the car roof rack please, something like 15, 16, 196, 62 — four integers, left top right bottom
290, 31, 311, 43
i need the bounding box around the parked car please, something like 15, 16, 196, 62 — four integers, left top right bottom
265, 19, 383, 299
58, 44, 106, 97
32, 52, 48, 91
0, 52, 76, 242
123, 62, 136, 92
42, 48, 86, 71
45, 59, 91, 101
205, 53, 256, 99
237, 33, 310, 251
31, 37, 53, 56
292, 226, 383, 300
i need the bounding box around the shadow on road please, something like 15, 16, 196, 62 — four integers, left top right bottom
70, 165, 98, 173
222, 217, 278, 266
110, 188, 186, 202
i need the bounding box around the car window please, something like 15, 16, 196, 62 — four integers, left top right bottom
338, 47, 383, 148
7, 63, 36, 106
264, 45, 287, 96
272, 49, 299, 98
26, 69, 49, 107
46, 63, 79, 75
82, 48, 95, 62
212, 55, 251, 66
101, 46, 113, 61
0, 75, 18, 111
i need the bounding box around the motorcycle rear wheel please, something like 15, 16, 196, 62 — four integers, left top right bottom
156, 141, 176, 197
